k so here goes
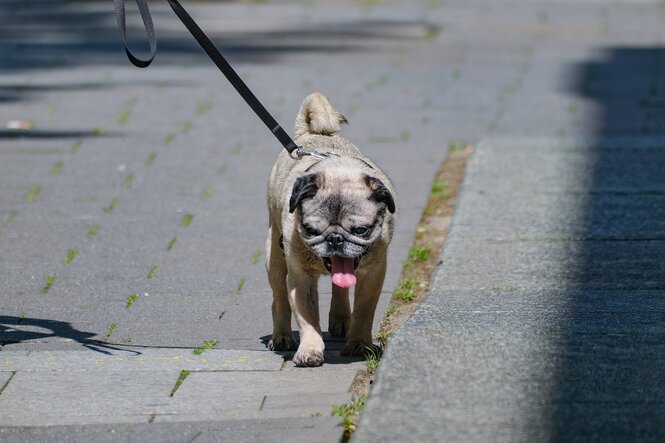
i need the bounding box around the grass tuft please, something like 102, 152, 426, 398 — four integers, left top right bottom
25, 185, 42, 202
118, 110, 131, 125
4, 211, 18, 227
163, 134, 176, 145
408, 245, 431, 262
193, 340, 218, 355
195, 101, 213, 115
332, 397, 366, 438
166, 236, 177, 251
103, 322, 117, 341
104, 198, 119, 214
180, 214, 193, 227
394, 276, 418, 301
41, 275, 56, 294
70, 140, 83, 154
144, 152, 157, 166
201, 186, 213, 201
49, 161, 63, 176
448, 140, 467, 153
87, 224, 101, 240
65, 248, 78, 265
122, 173, 134, 188
180, 121, 193, 133
169, 370, 190, 397
147, 262, 159, 280
125, 293, 138, 309
364, 347, 381, 374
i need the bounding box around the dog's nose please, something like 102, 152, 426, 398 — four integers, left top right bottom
326, 233, 344, 247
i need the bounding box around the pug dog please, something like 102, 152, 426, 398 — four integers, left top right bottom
266, 92, 396, 367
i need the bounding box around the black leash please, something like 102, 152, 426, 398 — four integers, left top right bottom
113, 0, 301, 156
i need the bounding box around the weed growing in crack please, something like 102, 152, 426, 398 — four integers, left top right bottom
193, 340, 218, 355
144, 152, 157, 166
70, 140, 83, 154
122, 173, 134, 188
125, 293, 138, 309
408, 245, 431, 262
49, 161, 63, 176
118, 110, 131, 125
374, 330, 391, 349
332, 397, 366, 439
448, 140, 468, 153
64, 248, 78, 265
87, 224, 101, 240
25, 185, 42, 202
4, 211, 18, 227
147, 263, 159, 280
169, 370, 190, 397
104, 198, 119, 214
41, 275, 56, 294
364, 347, 381, 374
195, 101, 212, 115
394, 276, 418, 301
227, 278, 246, 296
179, 121, 193, 133
166, 236, 177, 251
201, 186, 213, 201
180, 214, 193, 227
103, 322, 117, 341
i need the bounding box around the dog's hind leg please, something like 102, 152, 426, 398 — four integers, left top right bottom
342, 257, 386, 356
329, 284, 351, 338
266, 226, 297, 351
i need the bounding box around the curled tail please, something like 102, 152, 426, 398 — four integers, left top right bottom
294, 92, 348, 138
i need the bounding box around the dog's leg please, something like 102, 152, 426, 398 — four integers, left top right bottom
266, 226, 297, 351
288, 269, 325, 366
342, 258, 386, 356
329, 284, 351, 338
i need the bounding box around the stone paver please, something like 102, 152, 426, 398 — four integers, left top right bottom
3, 0, 665, 441
0, 0, 455, 438
355, 0, 665, 441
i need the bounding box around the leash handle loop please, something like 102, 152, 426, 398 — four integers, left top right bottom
112, 0, 157, 68
112, 0, 299, 155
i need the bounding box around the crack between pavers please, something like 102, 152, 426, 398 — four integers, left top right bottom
0, 371, 17, 396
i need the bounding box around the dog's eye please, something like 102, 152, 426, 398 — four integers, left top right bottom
302, 224, 319, 237
353, 226, 370, 237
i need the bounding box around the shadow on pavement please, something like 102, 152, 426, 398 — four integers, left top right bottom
0, 0, 433, 72
0, 315, 139, 355
259, 333, 366, 365
553, 48, 665, 438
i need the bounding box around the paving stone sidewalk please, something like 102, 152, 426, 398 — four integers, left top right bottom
3, 0, 665, 441
356, 1, 665, 442
0, 0, 465, 441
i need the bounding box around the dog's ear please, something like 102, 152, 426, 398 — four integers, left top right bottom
365, 175, 396, 214
289, 173, 321, 213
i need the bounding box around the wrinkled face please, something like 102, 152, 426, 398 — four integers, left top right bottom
289, 170, 395, 270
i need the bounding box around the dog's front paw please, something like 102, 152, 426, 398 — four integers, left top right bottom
269, 334, 298, 351
341, 341, 380, 357
293, 347, 325, 367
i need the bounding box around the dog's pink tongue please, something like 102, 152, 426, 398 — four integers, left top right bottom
331, 256, 356, 288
